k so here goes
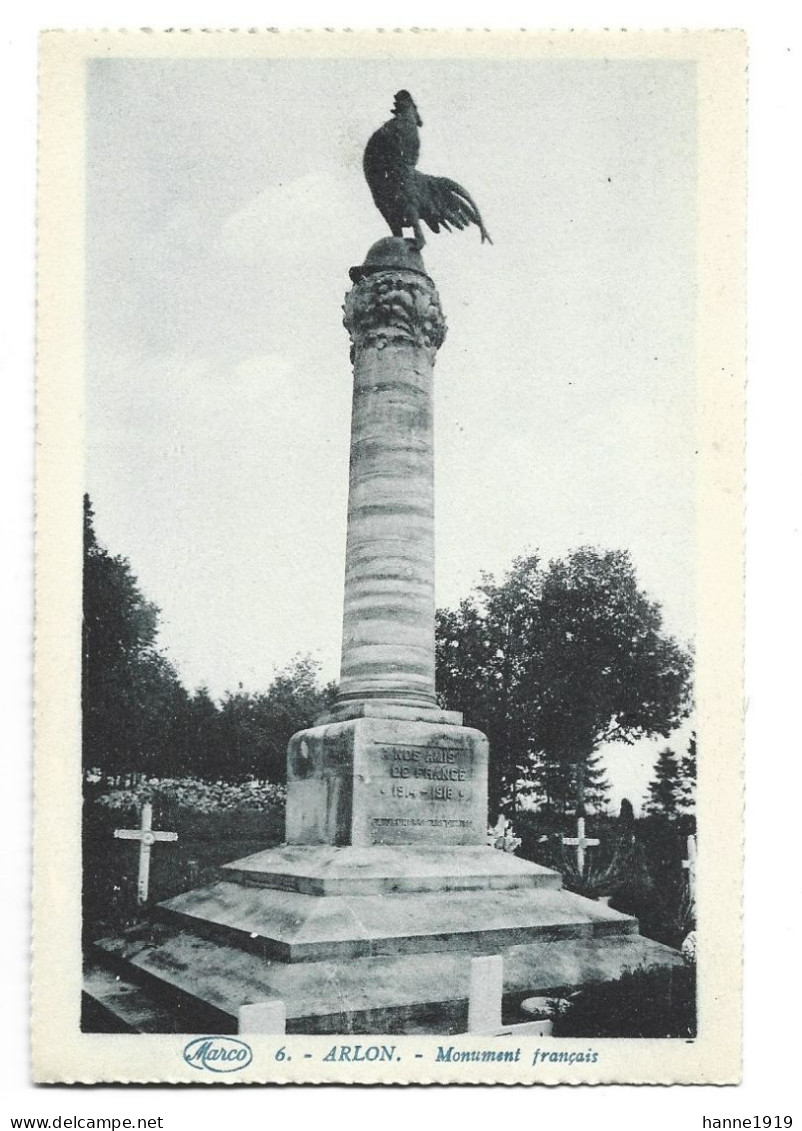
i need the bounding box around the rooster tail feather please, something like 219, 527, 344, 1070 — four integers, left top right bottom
418, 173, 493, 244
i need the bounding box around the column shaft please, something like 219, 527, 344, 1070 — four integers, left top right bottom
339, 263, 446, 704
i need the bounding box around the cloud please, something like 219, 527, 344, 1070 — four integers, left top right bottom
218, 169, 374, 267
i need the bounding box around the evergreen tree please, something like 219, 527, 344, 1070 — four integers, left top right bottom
538, 750, 610, 815
585, 748, 612, 812
644, 746, 682, 819
678, 733, 697, 816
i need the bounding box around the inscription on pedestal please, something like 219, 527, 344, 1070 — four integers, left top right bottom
286, 718, 488, 847
354, 725, 488, 847
378, 743, 472, 803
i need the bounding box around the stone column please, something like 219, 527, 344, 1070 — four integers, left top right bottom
284, 238, 488, 848
338, 241, 447, 707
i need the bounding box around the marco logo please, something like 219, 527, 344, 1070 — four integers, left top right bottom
183, 1036, 253, 1073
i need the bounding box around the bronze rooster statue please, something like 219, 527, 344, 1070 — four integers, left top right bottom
363, 90, 492, 250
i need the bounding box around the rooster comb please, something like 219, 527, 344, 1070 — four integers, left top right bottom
393, 90, 416, 110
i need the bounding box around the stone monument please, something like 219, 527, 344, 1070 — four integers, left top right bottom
285, 236, 488, 853
84, 237, 682, 1035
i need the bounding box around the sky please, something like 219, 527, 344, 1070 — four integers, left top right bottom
86, 57, 697, 808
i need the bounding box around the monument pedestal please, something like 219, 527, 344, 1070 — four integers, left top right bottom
285, 714, 488, 848
83, 240, 683, 1035
87, 833, 681, 1034
87, 699, 683, 1034
87, 702, 682, 1035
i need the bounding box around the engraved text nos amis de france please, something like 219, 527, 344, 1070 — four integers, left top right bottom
379, 743, 471, 806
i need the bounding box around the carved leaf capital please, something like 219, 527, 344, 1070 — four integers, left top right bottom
343, 269, 447, 363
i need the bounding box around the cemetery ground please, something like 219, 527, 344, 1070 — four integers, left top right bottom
83, 776, 696, 1038
83, 778, 285, 946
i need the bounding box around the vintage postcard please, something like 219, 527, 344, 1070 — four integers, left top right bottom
34, 28, 746, 1084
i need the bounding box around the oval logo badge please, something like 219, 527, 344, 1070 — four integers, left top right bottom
183, 1036, 253, 1073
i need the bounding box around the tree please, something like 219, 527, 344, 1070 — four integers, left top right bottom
644, 746, 682, 819
213, 657, 336, 782
677, 732, 697, 816
257, 655, 336, 783
82, 495, 186, 778
533, 549, 692, 811
436, 556, 543, 811
82, 496, 338, 784
537, 747, 611, 816
436, 548, 693, 815
185, 686, 224, 779
216, 688, 266, 781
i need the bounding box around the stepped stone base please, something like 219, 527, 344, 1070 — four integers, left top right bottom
87, 931, 681, 1035
221, 843, 562, 894
84, 845, 683, 1035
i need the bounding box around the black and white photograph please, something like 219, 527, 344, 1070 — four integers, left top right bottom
31, 28, 746, 1085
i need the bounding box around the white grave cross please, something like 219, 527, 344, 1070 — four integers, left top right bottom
467, 956, 554, 1036
467, 954, 503, 1033
114, 801, 178, 906
682, 833, 697, 910
239, 1000, 287, 1035
563, 815, 600, 875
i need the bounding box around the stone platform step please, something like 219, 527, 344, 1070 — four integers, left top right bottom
155, 880, 639, 962
82, 963, 183, 1033
90, 925, 683, 1035
222, 844, 563, 895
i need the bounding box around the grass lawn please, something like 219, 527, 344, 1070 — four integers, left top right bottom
83, 802, 284, 943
